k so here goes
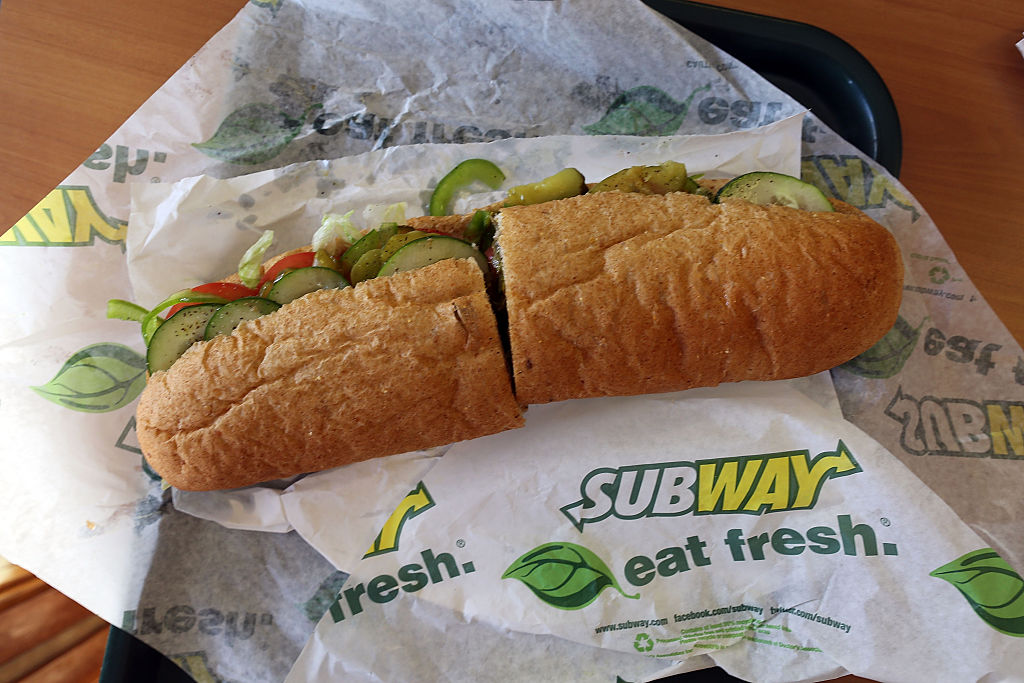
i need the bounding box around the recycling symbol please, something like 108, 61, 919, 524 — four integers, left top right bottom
929, 265, 950, 285
633, 632, 654, 653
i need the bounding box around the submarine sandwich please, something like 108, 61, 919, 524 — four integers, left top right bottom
115, 162, 902, 490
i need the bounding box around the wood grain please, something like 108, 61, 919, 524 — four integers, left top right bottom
0, 585, 93, 666
0, 614, 107, 683
0, 0, 247, 237
0, 577, 49, 614
17, 628, 108, 683
0, 557, 106, 682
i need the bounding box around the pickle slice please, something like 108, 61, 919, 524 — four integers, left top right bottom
505, 168, 587, 206
349, 248, 385, 284
589, 161, 692, 195
338, 223, 400, 279
380, 231, 428, 262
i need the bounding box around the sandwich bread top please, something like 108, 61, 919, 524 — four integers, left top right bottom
496, 190, 903, 405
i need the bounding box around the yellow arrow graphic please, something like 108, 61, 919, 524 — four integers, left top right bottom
364, 482, 435, 558
830, 441, 860, 475
790, 440, 862, 509
2, 185, 127, 246
170, 653, 218, 683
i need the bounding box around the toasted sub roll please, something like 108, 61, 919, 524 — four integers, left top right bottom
137, 258, 523, 491
495, 191, 903, 405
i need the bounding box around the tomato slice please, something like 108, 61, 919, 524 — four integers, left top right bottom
257, 251, 316, 291
193, 281, 259, 299
163, 252, 318, 319
166, 281, 258, 318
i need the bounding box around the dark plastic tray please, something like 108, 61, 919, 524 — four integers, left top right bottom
100, 4, 902, 682
102, 627, 195, 683
644, 0, 902, 176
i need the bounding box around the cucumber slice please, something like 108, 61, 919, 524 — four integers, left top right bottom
203, 297, 281, 340
264, 266, 350, 305
377, 236, 487, 278
714, 172, 834, 212
146, 303, 221, 374
338, 223, 400, 279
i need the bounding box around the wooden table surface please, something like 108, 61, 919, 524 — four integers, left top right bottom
1, 1, 1022, 681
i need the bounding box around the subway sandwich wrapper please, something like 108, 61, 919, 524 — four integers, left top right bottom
1, 0, 1024, 681
284, 383, 1024, 683
120, 125, 1024, 680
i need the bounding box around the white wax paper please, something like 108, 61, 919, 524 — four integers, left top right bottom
287, 383, 1024, 682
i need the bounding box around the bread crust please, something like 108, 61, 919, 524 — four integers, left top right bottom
137, 258, 523, 490
496, 191, 903, 405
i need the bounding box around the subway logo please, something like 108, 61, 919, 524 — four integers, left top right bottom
561, 442, 861, 531
885, 388, 1024, 459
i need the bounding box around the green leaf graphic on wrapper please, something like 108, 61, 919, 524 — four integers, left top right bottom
930, 548, 1024, 637
31, 343, 147, 413
249, 0, 283, 11
583, 84, 710, 136
502, 542, 638, 610
193, 102, 311, 165
839, 315, 924, 379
